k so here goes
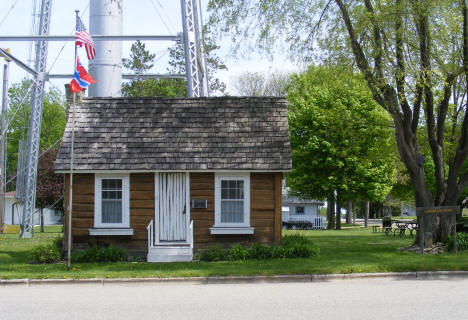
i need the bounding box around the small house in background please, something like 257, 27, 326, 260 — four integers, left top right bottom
54, 97, 292, 262
282, 193, 324, 229
2, 191, 62, 226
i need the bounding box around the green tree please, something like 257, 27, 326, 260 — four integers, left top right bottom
6, 80, 66, 190
121, 41, 187, 97
122, 40, 155, 76
122, 29, 227, 97
287, 66, 395, 228
208, 0, 468, 243
167, 25, 227, 94
121, 78, 187, 98
35, 149, 63, 232
233, 70, 291, 96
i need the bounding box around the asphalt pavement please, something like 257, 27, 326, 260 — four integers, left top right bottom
1, 277, 466, 320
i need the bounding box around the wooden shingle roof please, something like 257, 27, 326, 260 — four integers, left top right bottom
54, 97, 292, 172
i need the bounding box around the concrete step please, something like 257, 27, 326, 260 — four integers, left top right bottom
147, 245, 192, 263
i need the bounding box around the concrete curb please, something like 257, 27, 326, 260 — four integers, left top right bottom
2, 271, 468, 286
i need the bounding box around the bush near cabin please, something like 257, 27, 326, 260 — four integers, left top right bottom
196, 234, 319, 262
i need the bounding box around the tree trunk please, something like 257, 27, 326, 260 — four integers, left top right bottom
336, 202, 341, 230
327, 195, 335, 230
346, 201, 352, 224
40, 208, 44, 233
364, 201, 369, 228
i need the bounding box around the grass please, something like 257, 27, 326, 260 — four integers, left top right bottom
340, 223, 362, 228
1, 226, 468, 279
388, 216, 417, 220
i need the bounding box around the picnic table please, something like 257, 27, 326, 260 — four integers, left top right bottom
372, 218, 419, 237
392, 220, 419, 237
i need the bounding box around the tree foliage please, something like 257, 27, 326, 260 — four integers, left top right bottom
121, 41, 187, 97
6, 80, 66, 190
35, 149, 63, 211
167, 25, 228, 94
122, 28, 227, 97
233, 70, 291, 96
122, 40, 155, 76
208, 0, 468, 208
287, 66, 395, 204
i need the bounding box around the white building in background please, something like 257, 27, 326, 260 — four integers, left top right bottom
282, 195, 324, 223
2, 192, 63, 225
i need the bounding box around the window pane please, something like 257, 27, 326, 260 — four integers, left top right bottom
102, 179, 121, 191
221, 200, 244, 223
221, 179, 244, 200
228, 187, 236, 199
237, 182, 244, 199
102, 200, 122, 223
101, 179, 123, 224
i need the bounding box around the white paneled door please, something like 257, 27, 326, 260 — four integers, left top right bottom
156, 173, 187, 242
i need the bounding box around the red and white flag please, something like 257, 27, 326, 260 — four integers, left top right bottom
70, 56, 97, 93
75, 15, 96, 60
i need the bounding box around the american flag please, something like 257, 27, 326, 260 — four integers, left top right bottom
75, 16, 96, 60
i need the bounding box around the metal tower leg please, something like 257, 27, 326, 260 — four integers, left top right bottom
180, 0, 208, 97
20, 0, 52, 238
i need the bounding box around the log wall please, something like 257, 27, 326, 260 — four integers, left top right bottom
64, 172, 282, 256
190, 172, 282, 250
64, 173, 154, 256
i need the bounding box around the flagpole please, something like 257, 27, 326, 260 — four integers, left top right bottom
67, 10, 79, 271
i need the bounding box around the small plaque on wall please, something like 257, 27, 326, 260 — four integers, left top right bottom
192, 199, 208, 209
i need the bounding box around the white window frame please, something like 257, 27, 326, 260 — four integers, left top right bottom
213, 173, 251, 228
93, 174, 130, 229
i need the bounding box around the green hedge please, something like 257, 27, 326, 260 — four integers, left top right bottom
196, 234, 319, 262
71, 245, 127, 262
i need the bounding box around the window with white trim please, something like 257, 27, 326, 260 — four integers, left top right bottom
94, 174, 130, 229
212, 173, 253, 234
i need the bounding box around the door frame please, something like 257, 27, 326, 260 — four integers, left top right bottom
154, 172, 191, 245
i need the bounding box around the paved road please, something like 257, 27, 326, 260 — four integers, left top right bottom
1, 278, 466, 319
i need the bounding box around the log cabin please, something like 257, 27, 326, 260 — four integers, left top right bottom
54, 97, 292, 262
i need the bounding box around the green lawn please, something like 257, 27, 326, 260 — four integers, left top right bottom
1, 226, 468, 279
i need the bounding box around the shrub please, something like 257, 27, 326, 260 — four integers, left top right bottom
196, 236, 319, 262
446, 232, 468, 252
282, 234, 310, 246
229, 244, 249, 261
278, 242, 318, 258
248, 243, 273, 260
29, 237, 62, 264
278, 234, 319, 258
71, 245, 127, 262
195, 244, 228, 261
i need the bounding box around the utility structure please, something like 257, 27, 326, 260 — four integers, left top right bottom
0, 50, 11, 231
20, 0, 52, 238
4, 0, 209, 237
181, 0, 209, 97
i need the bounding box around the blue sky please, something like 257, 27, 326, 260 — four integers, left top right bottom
0, 0, 297, 96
